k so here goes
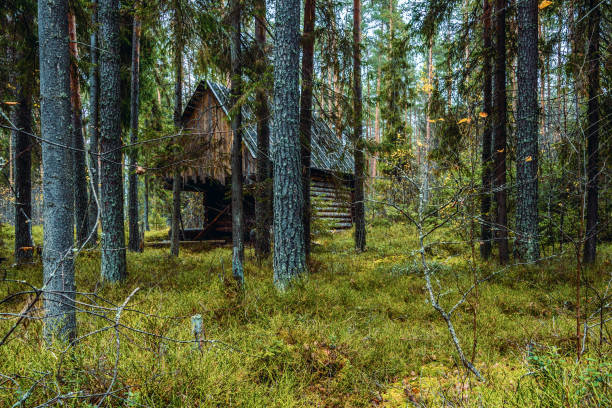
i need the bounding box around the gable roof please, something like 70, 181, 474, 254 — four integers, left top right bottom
182, 80, 354, 175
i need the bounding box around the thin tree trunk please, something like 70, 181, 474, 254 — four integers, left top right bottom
128, 14, 141, 252
87, 0, 100, 243
38, 0, 77, 341
170, 169, 181, 256
300, 0, 315, 258
254, 0, 272, 259
230, 0, 244, 285
144, 173, 149, 231
515, 0, 539, 261
480, 0, 493, 260
99, 0, 127, 281
373, 48, 381, 178
12, 84, 33, 264
493, 0, 509, 264
353, 0, 366, 252
68, 11, 90, 247
273, 0, 306, 290
583, 0, 600, 264
170, 13, 183, 257
11, 6, 35, 264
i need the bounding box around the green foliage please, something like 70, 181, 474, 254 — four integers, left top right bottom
1, 222, 610, 406
516, 348, 611, 407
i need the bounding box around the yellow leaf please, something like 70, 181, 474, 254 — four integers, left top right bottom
427, 119, 436, 123
538, 0, 552, 10
437, 118, 445, 121
497, 148, 504, 153
3, 101, 18, 105
479, 112, 488, 118
457, 117, 472, 124
525, 155, 533, 162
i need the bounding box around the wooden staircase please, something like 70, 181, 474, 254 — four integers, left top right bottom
310, 180, 353, 230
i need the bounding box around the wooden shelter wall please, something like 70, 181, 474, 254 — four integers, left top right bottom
180, 89, 256, 185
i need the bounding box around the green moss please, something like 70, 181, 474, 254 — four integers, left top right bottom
0, 222, 610, 406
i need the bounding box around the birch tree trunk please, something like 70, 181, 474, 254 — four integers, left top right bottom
38, 0, 77, 341
273, 0, 306, 290
99, 0, 127, 281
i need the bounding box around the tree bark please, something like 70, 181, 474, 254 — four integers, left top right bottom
170, 11, 183, 258
128, 14, 141, 252
273, 0, 306, 290
144, 173, 150, 231
230, 0, 244, 285
515, 0, 539, 261
480, 0, 493, 260
99, 0, 127, 281
583, 0, 600, 264
493, 0, 509, 264
11, 4, 35, 264
68, 11, 90, 247
373, 47, 381, 178
254, 0, 272, 259
87, 0, 100, 244
170, 169, 181, 256
353, 0, 366, 252
38, 0, 77, 341
300, 0, 315, 258
12, 84, 33, 264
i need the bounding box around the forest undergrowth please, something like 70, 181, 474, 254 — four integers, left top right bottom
0, 222, 610, 407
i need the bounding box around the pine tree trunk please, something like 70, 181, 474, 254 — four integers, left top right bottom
273, 0, 306, 290
144, 173, 150, 231
11, 6, 35, 264
493, 0, 509, 264
353, 0, 366, 252
68, 11, 90, 247
128, 15, 141, 252
170, 16, 183, 257
87, 0, 100, 243
170, 169, 181, 256
480, 0, 493, 260
230, 0, 244, 285
373, 50, 381, 178
254, 0, 272, 259
515, 0, 539, 261
12, 83, 33, 264
99, 0, 127, 281
300, 0, 315, 258
583, 0, 600, 264
38, 0, 77, 341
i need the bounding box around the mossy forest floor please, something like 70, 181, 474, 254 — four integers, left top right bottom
1, 222, 610, 407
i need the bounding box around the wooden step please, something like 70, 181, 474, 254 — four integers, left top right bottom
310, 183, 349, 192
311, 191, 351, 200
314, 213, 353, 221
331, 222, 352, 230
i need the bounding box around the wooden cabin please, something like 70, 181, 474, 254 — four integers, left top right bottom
168, 80, 354, 241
